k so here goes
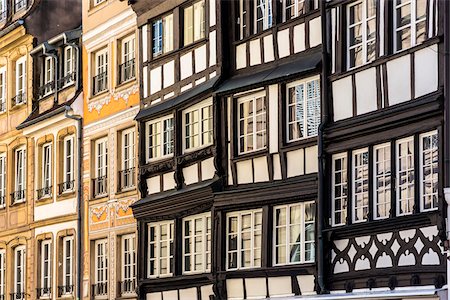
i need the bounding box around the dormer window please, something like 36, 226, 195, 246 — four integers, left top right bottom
41, 57, 54, 97
62, 46, 75, 87
183, 0, 205, 46
0, 0, 6, 20
14, 0, 26, 12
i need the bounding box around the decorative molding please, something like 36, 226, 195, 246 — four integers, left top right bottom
87, 84, 139, 114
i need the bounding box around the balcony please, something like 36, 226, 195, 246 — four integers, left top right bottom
92, 72, 107, 95
14, 0, 27, 12
118, 168, 135, 192
38, 82, 54, 98
36, 186, 52, 200
12, 93, 26, 108
59, 180, 75, 194
57, 72, 76, 89
118, 279, 136, 296
118, 59, 135, 84
57, 285, 73, 297
36, 287, 51, 299
11, 190, 25, 204
92, 176, 107, 198
91, 282, 107, 298
9, 293, 26, 300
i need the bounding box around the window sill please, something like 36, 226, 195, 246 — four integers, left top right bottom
10, 200, 26, 207
116, 186, 136, 195
91, 89, 109, 99
117, 77, 136, 90
281, 136, 318, 152
145, 38, 208, 67
232, 148, 267, 162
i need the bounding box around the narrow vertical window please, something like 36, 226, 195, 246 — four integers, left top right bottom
347, 0, 376, 69
14, 246, 25, 297
0, 250, 5, 298
394, 0, 427, 52
373, 143, 391, 219
121, 234, 136, 295
183, 213, 211, 274
396, 137, 414, 216
42, 143, 52, 190
0, 0, 6, 20
0, 154, 5, 208
238, 0, 247, 40
332, 154, 347, 226
148, 221, 174, 278
94, 239, 108, 297
284, 0, 305, 21
153, 14, 174, 57
14, 147, 26, 203
420, 131, 438, 211
63, 46, 75, 86
183, 100, 213, 152
62, 136, 75, 193
62, 236, 74, 295
94, 138, 108, 197
0, 67, 6, 112
43, 56, 54, 96
120, 35, 136, 83
255, 0, 272, 33
40, 240, 51, 297
14, 56, 26, 106
183, 0, 205, 46
238, 93, 267, 154
120, 128, 135, 191
93, 49, 108, 95
352, 149, 369, 222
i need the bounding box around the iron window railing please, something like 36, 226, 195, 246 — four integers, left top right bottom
92, 72, 107, 95
58, 180, 75, 194
0, 195, 5, 208
58, 72, 76, 88
12, 93, 26, 107
92, 176, 107, 198
0, 10, 6, 21
36, 186, 52, 200
38, 82, 54, 98
118, 168, 135, 191
9, 293, 26, 300
14, 0, 27, 12
91, 282, 107, 298
118, 59, 135, 84
36, 287, 51, 299
118, 279, 136, 296
0, 102, 6, 113
57, 285, 73, 297
11, 190, 25, 203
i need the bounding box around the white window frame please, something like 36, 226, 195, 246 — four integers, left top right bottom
419, 130, 438, 212
0, 249, 5, 297
121, 128, 135, 172
283, 0, 305, 22
0, 153, 5, 208
15, 0, 26, 11
332, 153, 347, 226
42, 143, 52, 190
63, 136, 75, 188
286, 77, 321, 142
352, 148, 369, 223
62, 236, 74, 293
121, 35, 135, 65
145, 115, 174, 163
396, 136, 415, 216
94, 239, 108, 285
93, 0, 106, 7
14, 245, 26, 295
0, 66, 6, 112
226, 209, 262, 271
183, 0, 206, 46
15, 56, 26, 100
0, 0, 6, 18
14, 147, 26, 203
273, 202, 315, 266
254, 0, 272, 34
44, 56, 54, 85
152, 15, 175, 57
237, 91, 267, 154
147, 221, 174, 278
121, 234, 136, 290
40, 240, 51, 296
182, 98, 213, 153
95, 138, 108, 179
394, 0, 427, 53
182, 213, 211, 274
373, 143, 391, 220
93, 48, 108, 95
63, 46, 75, 84
346, 0, 377, 69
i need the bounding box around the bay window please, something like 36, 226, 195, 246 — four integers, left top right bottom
352, 149, 369, 223
226, 209, 262, 270
148, 221, 174, 278
332, 153, 347, 226
182, 213, 211, 274
394, 0, 427, 52
152, 14, 174, 57
420, 131, 438, 211
183, 0, 205, 46
146, 116, 174, 162
183, 99, 213, 152
238, 93, 267, 154
373, 143, 391, 219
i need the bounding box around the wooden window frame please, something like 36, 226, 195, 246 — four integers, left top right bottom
182, 212, 212, 274
351, 148, 369, 223
419, 130, 438, 212
145, 115, 174, 163
395, 136, 415, 216
373, 143, 391, 220
147, 221, 175, 278
182, 98, 213, 153
94, 239, 108, 285
14, 245, 26, 294
331, 153, 348, 227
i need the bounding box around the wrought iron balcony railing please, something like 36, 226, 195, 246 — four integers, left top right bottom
14, 0, 27, 11
118, 168, 135, 192
92, 72, 107, 95
36, 287, 51, 298
0, 10, 6, 21
59, 180, 75, 194
91, 282, 107, 297
118, 59, 135, 84
58, 72, 76, 88
0, 101, 6, 113
11, 190, 25, 204
9, 292, 26, 300
57, 285, 74, 297
118, 279, 136, 296
36, 186, 52, 200
38, 82, 54, 98
93, 176, 107, 198
12, 93, 26, 107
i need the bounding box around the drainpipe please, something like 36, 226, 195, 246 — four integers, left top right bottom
317, 0, 329, 294
64, 106, 83, 300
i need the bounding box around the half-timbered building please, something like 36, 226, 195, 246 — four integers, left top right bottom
322, 0, 448, 298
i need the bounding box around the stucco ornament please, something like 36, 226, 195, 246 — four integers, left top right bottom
88, 84, 138, 114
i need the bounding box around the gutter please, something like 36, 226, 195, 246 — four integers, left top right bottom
64, 106, 83, 300
317, 0, 329, 294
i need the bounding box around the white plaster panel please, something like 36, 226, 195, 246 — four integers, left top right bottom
250, 39, 262, 66
287, 149, 304, 178
209, 0, 216, 26
273, 154, 282, 180
179, 287, 197, 299
355, 67, 377, 115
415, 45, 438, 98
180, 51, 193, 80
309, 17, 322, 47
227, 279, 244, 300
34, 221, 77, 237
210, 71, 217, 78
201, 285, 214, 300
146, 292, 162, 300
142, 25, 148, 62
143, 66, 148, 98
195, 45, 207, 73
201, 157, 216, 181
195, 77, 206, 86
387, 54, 411, 105
305, 145, 318, 174
297, 275, 316, 295
35, 199, 77, 221
163, 172, 176, 191
164, 91, 175, 100
181, 83, 193, 92
163, 60, 175, 88
236, 160, 253, 184
147, 176, 161, 195
293, 23, 306, 53
277, 29, 290, 58
150, 66, 162, 95
253, 156, 269, 182
245, 277, 267, 299
263, 34, 275, 63
183, 164, 199, 185
268, 276, 293, 297
162, 290, 178, 300
236, 43, 247, 69
209, 30, 217, 67
332, 76, 353, 121
268, 84, 278, 153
